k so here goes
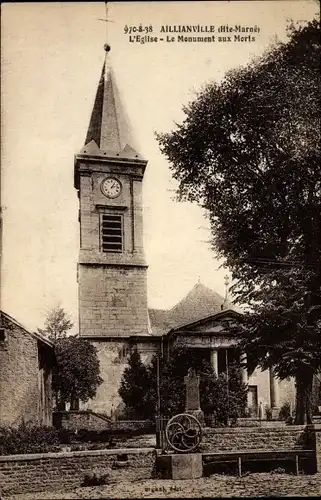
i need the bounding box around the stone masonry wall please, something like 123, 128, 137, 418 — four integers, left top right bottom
0, 448, 155, 496
311, 422, 321, 473
78, 168, 149, 338
81, 340, 158, 416
82, 340, 128, 415
80, 172, 145, 256
248, 368, 271, 409
279, 378, 296, 408
247, 369, 295, 415
53, 410, 152, 433
200, 425, 309, 453
79, 265, 149, 337
53, 411, 111, 432
0, 320, 41, 426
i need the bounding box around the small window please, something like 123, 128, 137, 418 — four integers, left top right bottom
0, 328, 8, 349
101, 214, 123, 252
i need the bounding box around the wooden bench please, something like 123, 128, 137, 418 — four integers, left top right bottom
202, 449, 315, 476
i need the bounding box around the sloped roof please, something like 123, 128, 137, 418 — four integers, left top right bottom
148, 308, 171, 336
0, 311, 54, 348
80, 49, 144, 161
148, 282, 234, 336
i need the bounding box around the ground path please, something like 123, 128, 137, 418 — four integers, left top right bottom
6, 473, 321, 498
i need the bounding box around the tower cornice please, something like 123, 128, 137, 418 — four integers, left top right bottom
78, 251, 148, 267
74, 155, 147, 189
75, 153, 147, 167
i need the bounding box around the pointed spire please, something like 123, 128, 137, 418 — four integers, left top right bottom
81, 44, 143, 160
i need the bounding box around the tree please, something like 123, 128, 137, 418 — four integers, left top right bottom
37, 305, 73, 343
237, 270, 321, 423
156, 19, 321, 423
118, 349, 154, 419
53, 336, 103, 410
119, 346, 247, 424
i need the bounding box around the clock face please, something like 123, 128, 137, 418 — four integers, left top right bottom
101, 177, 122, 199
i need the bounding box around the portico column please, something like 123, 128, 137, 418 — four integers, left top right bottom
210, 348, 218, 376
240, 352, 248, 384
269, 367, 280, 408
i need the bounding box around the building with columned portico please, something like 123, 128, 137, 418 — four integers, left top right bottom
74, 44, 295, 419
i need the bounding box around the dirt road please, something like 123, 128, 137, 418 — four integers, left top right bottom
6, 472, 321, 499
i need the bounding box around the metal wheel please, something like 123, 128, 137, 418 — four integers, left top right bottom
165, 413, 202, 453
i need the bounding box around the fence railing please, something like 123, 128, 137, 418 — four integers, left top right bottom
155, 416, 171, 451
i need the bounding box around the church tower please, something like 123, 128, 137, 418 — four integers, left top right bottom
74, 45, 151, 413
74, 45, 149, 340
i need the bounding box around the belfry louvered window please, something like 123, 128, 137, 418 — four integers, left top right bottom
101, 214, 123, 252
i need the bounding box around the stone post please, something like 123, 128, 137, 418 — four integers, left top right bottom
239, 352, 248, 384
184, 368, 201, 411
316, 423, 321, 472
210, 348, 218, 376
184, 368, 204, 425
311, 421, 321, 473
239, 352, 249, 416
269, 367, 280, 419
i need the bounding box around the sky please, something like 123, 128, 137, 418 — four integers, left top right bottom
1, 0, 318, 333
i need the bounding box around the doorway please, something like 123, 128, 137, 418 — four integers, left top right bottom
248, 385, 258, 417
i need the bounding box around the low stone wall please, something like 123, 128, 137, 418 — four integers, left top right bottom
311, 422, 321, 472
53, 411, 153, 433
110, 420, 154, 431
53, 411, 109, 432
200, 425, 310, 453
0, 448, 155, 496
1, 425, 320, 495
236, 418, 286, 428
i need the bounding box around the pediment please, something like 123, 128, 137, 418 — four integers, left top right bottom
170, 309, 242, 336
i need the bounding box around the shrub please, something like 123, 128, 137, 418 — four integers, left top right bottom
279, 402, 292, 421
56, 428, 78, 444
119, 347, 248, 425
81, 473, 109, 486
266, 407, 273, 421
76, 428, 118, 443
0, 421, 155, 456
0, 422, 60, 455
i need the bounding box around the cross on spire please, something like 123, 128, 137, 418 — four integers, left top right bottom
97, 1, 114, 51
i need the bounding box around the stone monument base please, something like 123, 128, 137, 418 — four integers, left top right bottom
186, 409, 205, 427
155, 453, 203, 480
